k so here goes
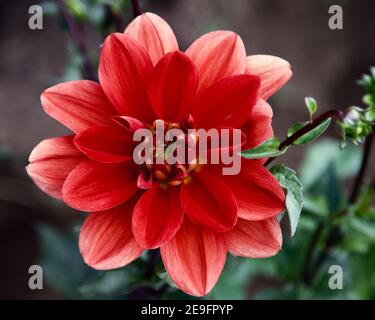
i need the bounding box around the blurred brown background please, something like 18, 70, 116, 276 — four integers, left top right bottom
1, 0, 375, 299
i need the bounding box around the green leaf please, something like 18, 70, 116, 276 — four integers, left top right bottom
241, 137, 287, 159
305, 97, 318, 117
270, 165, 303, 238
339, 216, 375, 255
287, 119, 331, 145
363, 95, 375, 107
346, 217, 375, 241
287, 122, 305, 137
365, 107, 375, 122
302, 195, 329, 216
352, 185, 374, 217
341, 233, 371, 254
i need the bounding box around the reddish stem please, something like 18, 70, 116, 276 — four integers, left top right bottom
349, 132, 374, 203
264, 110, 344, 167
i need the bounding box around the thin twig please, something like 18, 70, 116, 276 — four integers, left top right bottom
131, 0, 142, 18
265, 110, 344, 167
104, 5, 124, 32
57, 0, 97, 81
300, 221, 324, 284
349, 132, 374, 203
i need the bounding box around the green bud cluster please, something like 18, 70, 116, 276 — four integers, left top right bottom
338, 68, 375, 148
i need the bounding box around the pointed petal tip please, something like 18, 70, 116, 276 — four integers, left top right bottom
160, 220, 227, 296
148, 50, 198, 123
226, 218, 283, 259
246, 55, 293, 100
186, 30, 246, 92
124, 11, 179, 65
40, 81, 116, 133
99, 32, 155, 123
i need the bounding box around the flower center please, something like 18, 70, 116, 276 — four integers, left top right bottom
136, 119, 202, 188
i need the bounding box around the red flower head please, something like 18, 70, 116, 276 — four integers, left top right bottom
27, 12, 292, 296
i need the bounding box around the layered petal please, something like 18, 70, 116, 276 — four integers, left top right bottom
79, 199, 144, 270
246, 55, 292, 100
99, 33, 156, 123
186, 31, 247, 92
62, 160, 138, 212
218, 160, 285, 221
132, 184, 184, 249
192, 74, 260, 129
74, 125, 135, 163
180, 171, 237, 232
111, 116, 147, 132
225, 218, 282, 258
41, 81, 116, 133
160, 219, 227, 296
148, 51, 198, 123
124, 12, 179, 65
26, 135, 84, 199
241, 98, 273, 151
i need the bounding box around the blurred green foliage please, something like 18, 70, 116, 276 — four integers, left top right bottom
42, 0, 132, 28
41, 0, 134, 80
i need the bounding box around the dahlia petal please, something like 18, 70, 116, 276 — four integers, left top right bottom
180, 171, 237, 232
124, 12, 179, 65
79, 200, 144, 270
246, 55, 292, 100
192, 74, 260, 129
74, 125, 135, 163
148, 51, 198, 123
62, 160, 138, 212
132, 184, 184, 249
98, 33, 156, 123
219, 160, 285, 221
41, 80, 116, 133
160, 219, 227, 297
186, 31, 247, 92
26, 135, 84, 199
225, 218, 282, 258
111, 116, 147, 132
241, 99, 274, 152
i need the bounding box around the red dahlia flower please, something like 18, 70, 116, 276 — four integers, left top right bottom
27, 12, 292, 296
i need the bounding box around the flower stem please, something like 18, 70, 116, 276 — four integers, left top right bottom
131, 0, 142, 18
349, 131, 374, 203
57, 0, 97, 81
265, 110, 344, 167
